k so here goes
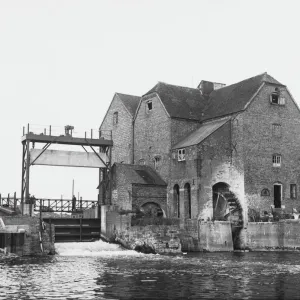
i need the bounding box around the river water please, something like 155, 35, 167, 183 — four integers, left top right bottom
1, 241, 300, 299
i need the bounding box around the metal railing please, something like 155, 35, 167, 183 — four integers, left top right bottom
22, 124, 112, 140
0, 194, 98, 213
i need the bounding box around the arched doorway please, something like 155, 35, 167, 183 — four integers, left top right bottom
173, 184, 180, 218
212, 182, 242, 225
184, 183, 191, 219
141, 202, 163, 218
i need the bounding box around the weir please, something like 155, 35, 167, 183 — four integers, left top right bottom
54, 240, 141, 256
43, 218, 101, 243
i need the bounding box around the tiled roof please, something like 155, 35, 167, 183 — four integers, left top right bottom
143, 73, 284, 121
116, 93, 141, 117
202, 73, 285, 121
144, 82, 206, 120
114, 163, 167, 186
173, 117, 230, 149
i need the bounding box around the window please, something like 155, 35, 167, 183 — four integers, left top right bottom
290, 184, 297, 199
272, 154, 281, 167
178, 149, 186, 161
272, 124, 282, 137
271, 93, 279, 104
261, 188, 270, 196
113, 112, 118, 125
154, 156, 161, 170
138, 159, 145, 165
270, 93, 285, 105
146, 100, 153, 112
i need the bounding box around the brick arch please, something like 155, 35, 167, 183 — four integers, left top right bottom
138, 199, 166, 217
140, 201, 165, 217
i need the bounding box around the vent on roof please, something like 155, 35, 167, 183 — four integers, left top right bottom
198, 80, 226, 96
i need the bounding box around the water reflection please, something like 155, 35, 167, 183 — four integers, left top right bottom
1, 249, 300, 299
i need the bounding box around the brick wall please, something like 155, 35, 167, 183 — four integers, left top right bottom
132, 184, 167, 216
169, 120, 245, 221
134, 95, 171, 181
242, 84, 300, 214
111, 164, 167, 213
100, 94, 134, 164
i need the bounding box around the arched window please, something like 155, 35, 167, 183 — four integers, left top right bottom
138, 159, 145, 165
173, 184, 180, 218
184, 183, 191, 219
113, 112, 118, 125
154, 156, 161, 170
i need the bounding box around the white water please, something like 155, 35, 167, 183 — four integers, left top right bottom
55, 240, 144, 257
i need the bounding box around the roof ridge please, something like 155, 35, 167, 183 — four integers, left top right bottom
157, 81, 199, 91
115, 92, 140, 98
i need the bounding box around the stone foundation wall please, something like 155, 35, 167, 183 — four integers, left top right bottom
115, 225, 182, 254
1, 216, 55, 256
199, 221, 234, 251
246, 221, 300, 250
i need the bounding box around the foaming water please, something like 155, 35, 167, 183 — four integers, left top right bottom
55, 240, 143, 257
1, 251, 300, 299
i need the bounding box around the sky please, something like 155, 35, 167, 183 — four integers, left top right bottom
0, 0, 300, 200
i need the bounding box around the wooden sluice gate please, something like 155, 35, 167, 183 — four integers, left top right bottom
43, 218, 101, 243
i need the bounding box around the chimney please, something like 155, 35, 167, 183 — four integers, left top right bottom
198, 80, 226, 97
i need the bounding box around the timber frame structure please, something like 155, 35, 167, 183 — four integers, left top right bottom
21, 124, 113, 216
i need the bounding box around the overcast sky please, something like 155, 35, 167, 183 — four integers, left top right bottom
0, 0, 300, 200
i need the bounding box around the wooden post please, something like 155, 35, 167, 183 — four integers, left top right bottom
80, 218, 82, 242
8, 193, 10, 207
49, 125, 51, 136
14, 192, 16, 211
40, 199, 42, 226
0, 194, 2, 206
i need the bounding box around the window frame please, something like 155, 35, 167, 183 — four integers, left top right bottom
154, 156, 161, 169
270, 92, 285, 106
178, 148, 186, 162
146, 100, 153, 113
113, 111, 118, 125
138, 159, 145, 165
290, 184, 297, 199
272, 154, 282, 167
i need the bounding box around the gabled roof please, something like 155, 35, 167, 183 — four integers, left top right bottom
143, 82, 206, 120
116, 93, 141, 117
202, 73, 285, 121
114, 163, 167, 186
173, 117, 230, 149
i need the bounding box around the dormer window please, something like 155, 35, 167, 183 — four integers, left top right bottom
270, 90, 285, 105
113, 112, 118, 125
178, 149, 186, 161
146, 100, 153, 113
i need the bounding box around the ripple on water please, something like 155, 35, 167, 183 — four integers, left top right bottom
1, 245, 300, 299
